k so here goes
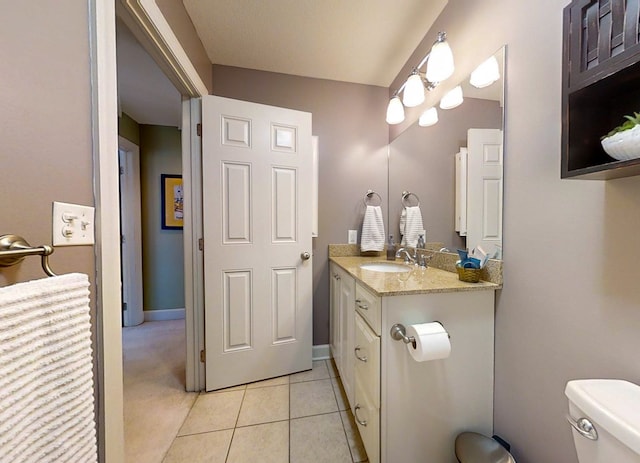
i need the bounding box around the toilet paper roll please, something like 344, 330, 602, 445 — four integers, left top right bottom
406, 322, 451, 362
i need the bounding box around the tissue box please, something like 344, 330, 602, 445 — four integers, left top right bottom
456, 266, 481, 283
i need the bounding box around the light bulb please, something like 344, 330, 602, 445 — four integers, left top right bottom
470, 56, 500, 88
426, 37, 454, 83
439, 86, 463, 110
402, 73, 425, 107
386, 96, 405, 124
418, 107, 438, 127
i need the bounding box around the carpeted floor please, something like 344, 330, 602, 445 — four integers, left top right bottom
122, 320, 198, 463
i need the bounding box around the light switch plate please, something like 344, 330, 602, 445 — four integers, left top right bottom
52, 202, 95, 246
348, 229, 358, 244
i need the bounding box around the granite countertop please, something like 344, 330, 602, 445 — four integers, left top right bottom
330, 255, 501, 297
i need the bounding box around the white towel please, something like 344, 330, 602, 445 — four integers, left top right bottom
0, 273, 97, 463
400, 206, 424, 247
361, 205, 385, 252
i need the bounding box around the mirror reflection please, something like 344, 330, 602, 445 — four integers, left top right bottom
388, 46, 505, 258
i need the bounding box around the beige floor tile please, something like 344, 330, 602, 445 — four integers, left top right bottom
290, 360, 330, 383
290, 413, 353, 463
246, 375, 290, 389
227, 421, 289, 463
290, 379, 338, 418
162, 430, 233, 463
236, 384, 289, 426
331, 376, 350, 412
178, 390, 244, 435
326, 358, 340, 378
340, 410, 368, 463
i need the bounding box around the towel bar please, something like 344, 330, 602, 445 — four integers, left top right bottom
0, 234, 57, 277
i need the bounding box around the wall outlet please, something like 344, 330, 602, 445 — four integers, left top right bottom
52, 201, 95, 246
348, 229, 358, 244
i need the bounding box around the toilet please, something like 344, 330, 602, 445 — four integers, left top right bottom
455, 379, 640, 462
565, 379, 640, 462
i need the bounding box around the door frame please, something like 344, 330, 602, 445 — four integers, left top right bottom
118, 137, 144, 327
90, 0, 207, 459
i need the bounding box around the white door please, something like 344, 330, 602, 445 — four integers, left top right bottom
118, 139, 144, 327
466, 128, 503, 254
201, 95, 313, 391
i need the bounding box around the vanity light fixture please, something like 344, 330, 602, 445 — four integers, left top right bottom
439, 85, 463, 110
402, 70, 425, 107
418, 107, 438, 127
425, 32, 455, 83
386, 32, 454, 125
469, 55, 500, 88
386, 94, 406, 124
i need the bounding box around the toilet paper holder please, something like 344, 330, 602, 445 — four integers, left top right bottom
390, 322, 450, 349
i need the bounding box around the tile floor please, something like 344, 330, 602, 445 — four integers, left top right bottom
163, 360, 368, 463
123, 320, 368, 463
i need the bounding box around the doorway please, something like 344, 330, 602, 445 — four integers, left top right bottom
115, 14, 189, 461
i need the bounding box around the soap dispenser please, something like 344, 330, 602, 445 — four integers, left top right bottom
417, 234, 425, 249
386, 235, 396, 260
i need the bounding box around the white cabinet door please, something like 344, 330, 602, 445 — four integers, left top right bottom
201, 95, 313, 391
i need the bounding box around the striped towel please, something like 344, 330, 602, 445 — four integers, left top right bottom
361, 205, 385, 252
400, 206, 424, 248
0, 273, 97, 463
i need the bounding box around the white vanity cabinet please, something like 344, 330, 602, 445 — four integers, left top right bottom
330, 260, 496, 463
329, 263, 355, 408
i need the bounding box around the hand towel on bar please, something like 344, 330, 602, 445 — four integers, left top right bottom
361, 205, 385, 252
0, 273, 97, 463
400, 206, 424, 248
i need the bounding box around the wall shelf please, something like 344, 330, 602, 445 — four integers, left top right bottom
562, 0, 640, 180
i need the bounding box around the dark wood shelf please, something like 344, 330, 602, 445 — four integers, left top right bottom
562, 0, 640, 180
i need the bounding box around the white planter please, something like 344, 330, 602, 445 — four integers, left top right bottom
601, 124, 640, 161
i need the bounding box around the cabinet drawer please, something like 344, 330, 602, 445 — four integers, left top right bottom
355, 283, 381, 335
354, 379, 380, 463
354, 313, 380, 408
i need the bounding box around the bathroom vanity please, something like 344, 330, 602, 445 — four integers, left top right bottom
329, 248, 501, 463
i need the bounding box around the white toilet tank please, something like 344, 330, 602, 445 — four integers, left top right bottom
565, 379, 640, 463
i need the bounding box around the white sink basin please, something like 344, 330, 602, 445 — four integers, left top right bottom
359, 262, 412, 273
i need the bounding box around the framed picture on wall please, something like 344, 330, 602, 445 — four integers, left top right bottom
161, 174, 183, 230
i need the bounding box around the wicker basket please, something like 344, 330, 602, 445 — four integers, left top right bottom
456, 266, 481, 283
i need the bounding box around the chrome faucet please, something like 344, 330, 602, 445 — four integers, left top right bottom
395, 248, 415, 264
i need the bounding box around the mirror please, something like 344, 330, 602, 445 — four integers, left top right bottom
388, 46, 505, 258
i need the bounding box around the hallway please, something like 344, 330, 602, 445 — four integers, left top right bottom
123, 320, 368, 462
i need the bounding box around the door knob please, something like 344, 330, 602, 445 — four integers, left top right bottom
301, 251, 311, 260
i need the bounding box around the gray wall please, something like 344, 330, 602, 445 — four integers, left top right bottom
139, 125, 185, 311
389, 97, 502, 250
387, 0, 640, 462
0, 2, 95, 285
212, 65, 389, 345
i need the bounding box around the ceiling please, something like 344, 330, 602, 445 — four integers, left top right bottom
116, 0, 448, 127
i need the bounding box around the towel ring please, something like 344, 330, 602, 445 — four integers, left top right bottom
401, 191, 420, 207
363, 189, 382, 207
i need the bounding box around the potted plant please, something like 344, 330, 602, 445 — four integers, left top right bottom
601, 112, 640, 161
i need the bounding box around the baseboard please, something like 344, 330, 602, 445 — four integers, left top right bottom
312, 344, 331, 361
143, 308, 186, 322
